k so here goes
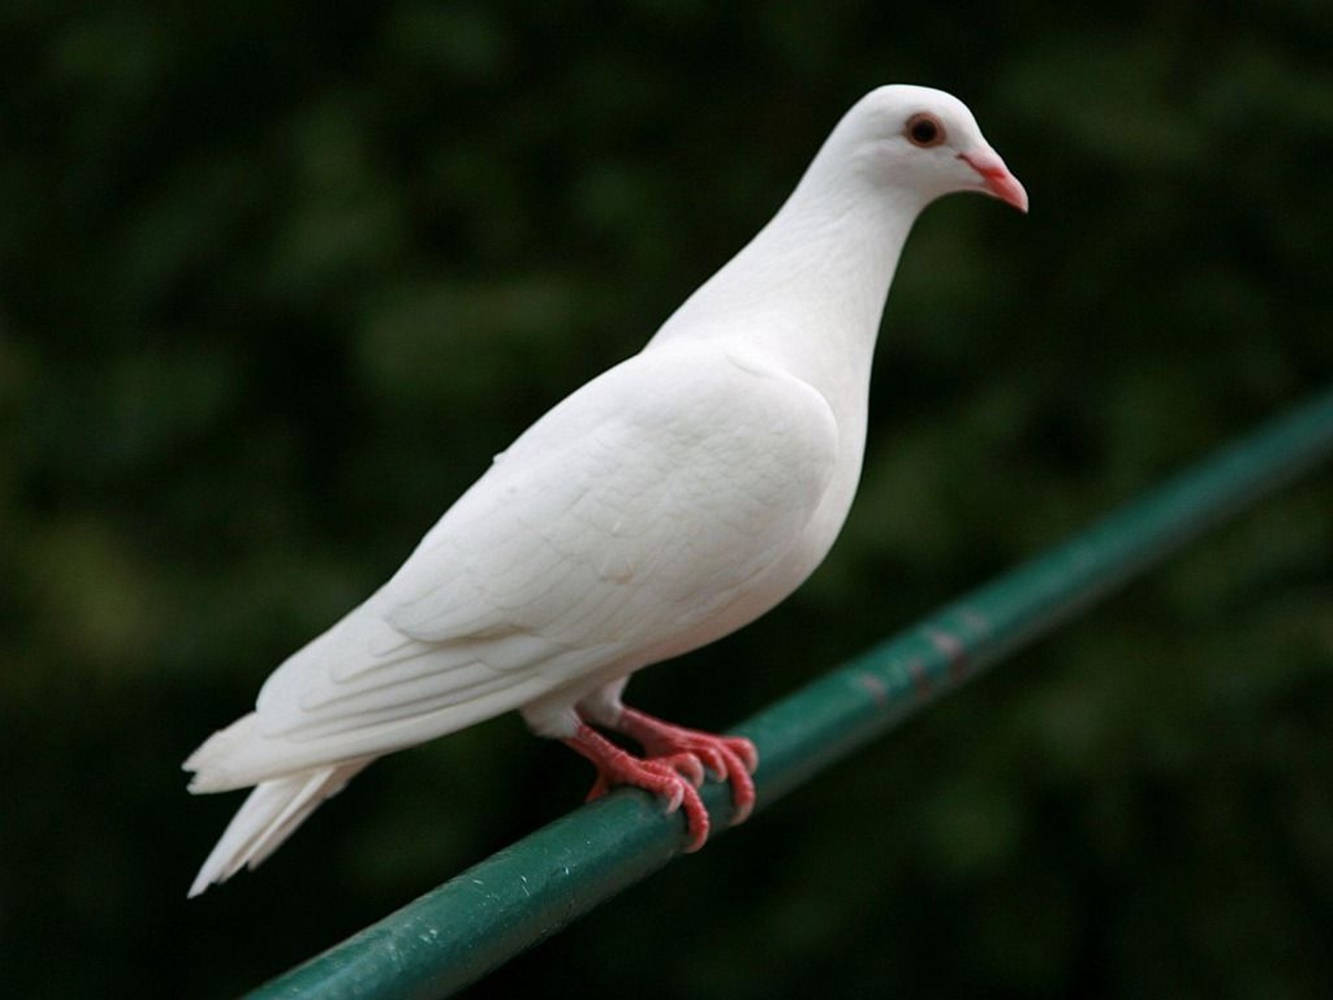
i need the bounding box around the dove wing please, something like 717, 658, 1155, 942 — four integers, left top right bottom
254, 346, 835, 735
228, 345, 837, 779
386, 347, 839, 653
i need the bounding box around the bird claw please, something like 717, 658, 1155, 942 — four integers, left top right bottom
659, 751, 706, 787
614, 709, 759, 826
688, 738, 757, 783
565, 711, 759, 852
567, 729, 710, 850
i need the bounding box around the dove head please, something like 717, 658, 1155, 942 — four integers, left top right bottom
832, 85, 1028, 213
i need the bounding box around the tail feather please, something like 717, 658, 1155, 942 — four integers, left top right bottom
184, 713, 262, 790
187, 757, 372, 898
242, 762, 368, 872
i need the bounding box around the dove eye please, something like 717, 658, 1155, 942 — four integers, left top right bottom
905, 113, 945, 148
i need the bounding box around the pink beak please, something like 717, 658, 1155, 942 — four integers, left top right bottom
959, 149, 1028, 213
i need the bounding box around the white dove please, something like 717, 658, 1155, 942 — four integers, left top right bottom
185, 84, 1027, 897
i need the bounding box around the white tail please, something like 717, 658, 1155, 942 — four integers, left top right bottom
187, 757, 372, 897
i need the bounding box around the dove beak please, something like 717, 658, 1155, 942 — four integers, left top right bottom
959, 149, 1029, 213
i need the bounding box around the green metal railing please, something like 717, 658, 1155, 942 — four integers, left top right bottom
249, 388, 1333, 1000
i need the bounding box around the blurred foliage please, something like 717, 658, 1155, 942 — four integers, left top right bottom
2, 2, 1332, 998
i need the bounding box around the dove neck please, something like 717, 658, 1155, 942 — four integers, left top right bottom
649, 165, 923, 412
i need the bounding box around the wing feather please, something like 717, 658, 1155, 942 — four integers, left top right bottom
209, 345, 837, 784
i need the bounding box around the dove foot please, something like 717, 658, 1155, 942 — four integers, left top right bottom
563, 723, 711, 851
611, 708, 758, 825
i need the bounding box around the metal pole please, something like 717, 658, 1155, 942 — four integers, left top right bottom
248, 387, 1333, 1000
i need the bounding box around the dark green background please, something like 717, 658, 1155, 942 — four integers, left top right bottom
4, 2, 1332, 997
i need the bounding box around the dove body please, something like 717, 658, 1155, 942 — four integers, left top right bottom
185, 85, 1026, 896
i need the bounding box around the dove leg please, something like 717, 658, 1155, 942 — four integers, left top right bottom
578, 684, 758, 826
561, 723, 711, 851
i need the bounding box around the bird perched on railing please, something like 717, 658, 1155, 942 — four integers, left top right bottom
184, 84, 1026, 897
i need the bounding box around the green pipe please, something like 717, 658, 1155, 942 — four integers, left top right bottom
248, 387, 1333, 1000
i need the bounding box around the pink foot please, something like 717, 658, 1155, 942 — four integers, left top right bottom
563, 724, 711, 851
613, 708, 758, 825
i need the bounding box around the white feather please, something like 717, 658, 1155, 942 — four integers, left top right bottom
187, 757, 372, 898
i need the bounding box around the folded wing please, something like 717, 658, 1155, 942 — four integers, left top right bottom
189, 346, 838, 788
